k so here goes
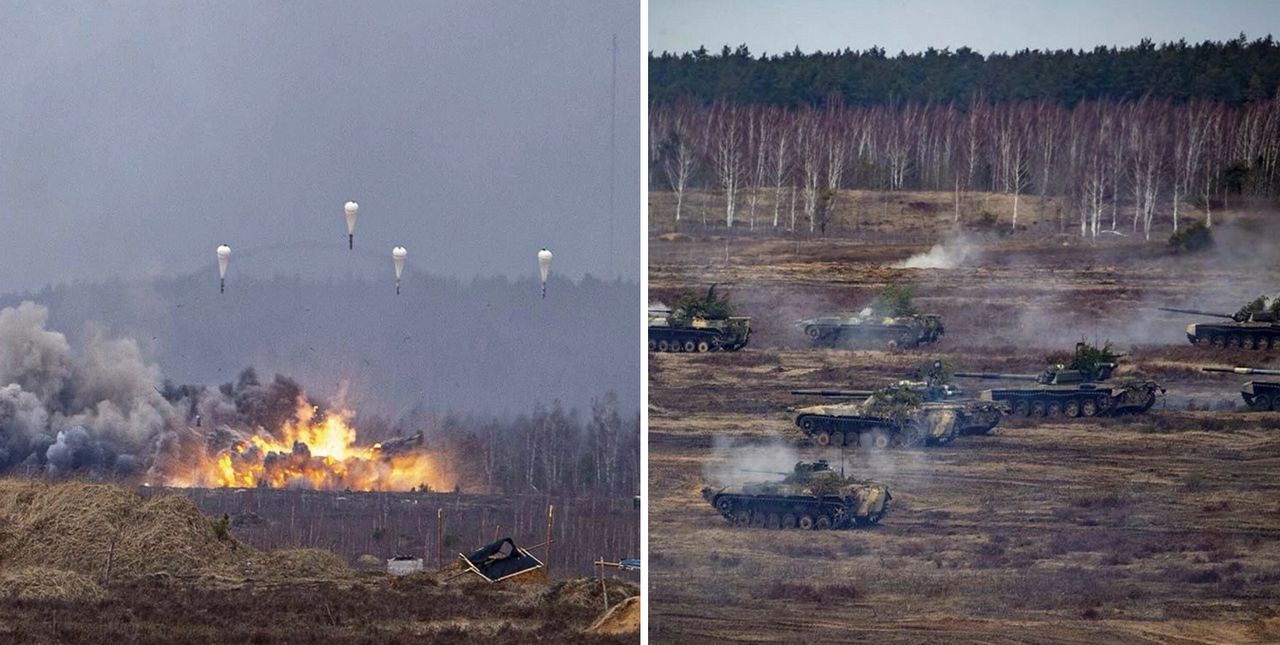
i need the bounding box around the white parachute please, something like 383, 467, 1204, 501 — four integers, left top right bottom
216, 244, 231, 293
393, 246, 407, 295
537, 248, 553, 299
344, 201, 359, 250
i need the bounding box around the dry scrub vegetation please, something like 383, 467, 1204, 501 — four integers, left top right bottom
0, 480, 639, 644
649, 193, 1280, 643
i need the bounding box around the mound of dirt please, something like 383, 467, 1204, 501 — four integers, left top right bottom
0, 566, 106, 602
0, 480, 248, 580
237, 548, 354, 581
586, 595, 639, 635
548, 577, 640, 609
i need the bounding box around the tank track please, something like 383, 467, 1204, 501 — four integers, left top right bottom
647, 328, 748, 352
709, 493, 888, 530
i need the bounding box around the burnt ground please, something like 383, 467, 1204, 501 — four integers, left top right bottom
648, 195, 1280, 643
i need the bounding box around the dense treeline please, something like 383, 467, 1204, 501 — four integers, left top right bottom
415, 393, 640, 498
650, 36, 1280, 107
650, 94, 1280, 239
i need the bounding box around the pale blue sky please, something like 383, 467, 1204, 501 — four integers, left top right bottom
651, 0, 1280, 56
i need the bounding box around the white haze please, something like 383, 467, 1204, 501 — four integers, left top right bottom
895, 232, 981, 269
702, 434, 799, 488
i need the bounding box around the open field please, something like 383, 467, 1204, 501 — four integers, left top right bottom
143, 488, 639, 579
0, 572, 640, 644
648, 190, 1280, 643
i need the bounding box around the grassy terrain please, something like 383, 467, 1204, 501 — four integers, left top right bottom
648, 190, 1280, 643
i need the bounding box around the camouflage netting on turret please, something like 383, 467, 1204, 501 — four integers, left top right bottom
912, 359, 954, 385
671, 284, 735, 323
1065, 341, 1119, 374
1235, 295, 1280, 321
863, 386, 924, 419
870, 285, 918, 317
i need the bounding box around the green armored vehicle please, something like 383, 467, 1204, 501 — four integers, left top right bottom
701, 460, 890, 530
648, 285, 751, 352
795, 310, 944, 348
1202, 366, 1280, 410
1159, 296, 1280, 349
955, 343, 1164, 417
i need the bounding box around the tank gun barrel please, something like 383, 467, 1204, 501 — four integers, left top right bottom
1203, 366, 1280, 376
790, 388, 876, 398
953, 372, 1040, 381
1158, 307, 1234, 319
739, 469, 789, 477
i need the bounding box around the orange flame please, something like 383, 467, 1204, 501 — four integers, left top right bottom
167, 397, 449, 492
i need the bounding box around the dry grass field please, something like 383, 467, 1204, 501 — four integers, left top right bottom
0, 480, 639, 644
648, 190, 1280, 643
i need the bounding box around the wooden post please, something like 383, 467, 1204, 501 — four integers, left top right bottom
598, 557, 609, 610
545, 504, 554, 577
436, 508, 444, 570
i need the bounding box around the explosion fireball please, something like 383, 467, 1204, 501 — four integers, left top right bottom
165, 397, 449, 492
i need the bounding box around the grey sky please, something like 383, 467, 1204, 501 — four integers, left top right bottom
1, 0, 639, 294
651, 0, 1280, 56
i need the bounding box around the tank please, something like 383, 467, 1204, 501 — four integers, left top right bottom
795, 309, 944, 348
790, 385, 1007, 448
700, 460, 891, 530
1159, 304, 1280, 349
954, 347, 1165, 418
1202, 366, 1280, 410
648, 306, 751, 352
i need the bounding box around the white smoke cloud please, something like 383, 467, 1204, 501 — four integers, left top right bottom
894, 232, 981, 269
702, 434, 799, 488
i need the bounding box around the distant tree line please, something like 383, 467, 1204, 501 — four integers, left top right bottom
376, 392, 640, 498
650, 36, 1280, 107
650, 94, 1280, 239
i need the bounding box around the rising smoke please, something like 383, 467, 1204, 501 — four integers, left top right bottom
894, 232, 982, 269
0, 301, 347, 482
0, 302, 175, 476
702, 434, 799, 488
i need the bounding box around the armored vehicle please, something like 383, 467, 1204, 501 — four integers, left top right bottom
649, 285, 751, 352
795, 309, 944, 348
955, 344, 1164, 417
701, 460, 890, 530
648, 307, 751, 352
791, 385, 1006, 448
1202, 366, 1280, 410
1159, 300, 1280, 349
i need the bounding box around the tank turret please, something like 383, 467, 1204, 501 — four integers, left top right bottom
1202, 366, 1280, 410
700, 461, 891, 530
1159, 297, 1280, 349
648, 285, 751, 352
956, 343, 1162, 418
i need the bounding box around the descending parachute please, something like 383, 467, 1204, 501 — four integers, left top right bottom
216, 244, 231, 293
538, 248, 553, 299
344, 201, 359, 250
393, 246, 407, 295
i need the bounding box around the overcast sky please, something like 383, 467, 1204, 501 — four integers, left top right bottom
0, 1, 639, 294
651, 0, 1280, 56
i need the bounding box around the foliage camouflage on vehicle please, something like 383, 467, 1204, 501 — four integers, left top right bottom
796, 285, 944, 348
791, 383, 1006, 449
701, 460, 891, 531
1159, 296, 1280, 350
955, 342, 1165, 418
649, 284, 751, 352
